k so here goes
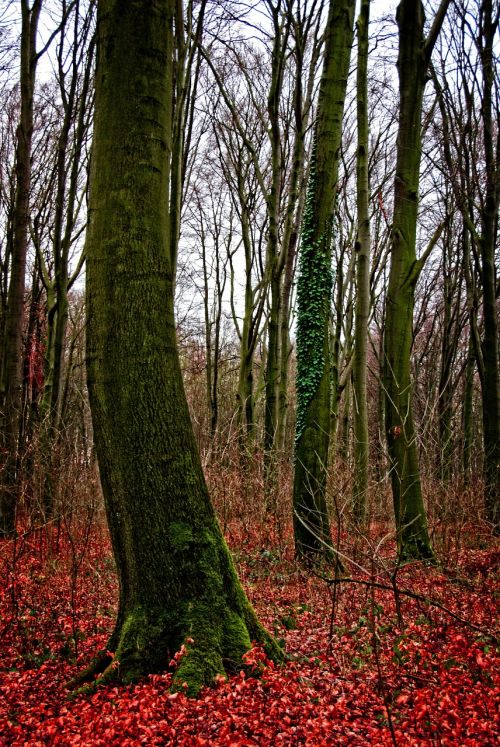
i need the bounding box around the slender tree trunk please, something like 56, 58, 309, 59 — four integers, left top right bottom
19, 269, 43, 507
263, 6, 288, 473
383, 0, 450, 560
236, 278, 256, 446
478, 0, 499, 530
232, 192, 261, 448
462, 325, 475, 482
277, 219, 305, 453
338, 375, 351, 463
293, 0, 355, 560
200, 222, 215, 439
329, 261, 346, 455
276, 228, 296, 452
0, 0, 41, 537
37, 11, 94, 518
437, 363, 453, 483
432, 0, 498, 526
76, 0, 279, 695
437, 232, 456, 484
329, 312, 340, 453
352, 0, 370, 523
276, 27, 318, 452
264, 273, 281, 456
210, 239, 225, 440
376, 326, 386, 482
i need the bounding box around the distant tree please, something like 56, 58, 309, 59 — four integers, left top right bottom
262, 0, 324, 472
184, 170, 231, 441
435, 212, 467, 483
0, 87, 18, 342
293, 0, 355, 560
33, 0, 95, 517
431, 0, 499, 527
208, 84, 268, 444
329, 190, 355, 461
201, 0, 324, 467
0, 0, 42, 537
72, 0, 279, 694
352, 0, 370, 523
475, 0, 499, 530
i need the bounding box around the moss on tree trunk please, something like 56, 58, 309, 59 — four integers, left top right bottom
77, 0, 279, 696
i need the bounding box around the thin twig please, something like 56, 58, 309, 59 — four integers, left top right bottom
315, 575, 498, 641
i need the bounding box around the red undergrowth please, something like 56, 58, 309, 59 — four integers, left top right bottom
0, 523, 498, 745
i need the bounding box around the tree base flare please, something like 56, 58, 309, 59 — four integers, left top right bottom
68, 603, 282, 698
398, 536, 435, 564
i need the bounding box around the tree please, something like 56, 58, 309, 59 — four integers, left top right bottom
74, 0, 279, 695
183, 156, 232, 445
33, 0, 95, 517
293, 0, 355, 560
0, 0, 42, 537
262, 0, 324, 471
383, 0, 450, 560
351, 0, 370, 523
208, 82, 268, 445
475, 0, 499, 530
432, 0, 499, 528
200, 1, 324, 466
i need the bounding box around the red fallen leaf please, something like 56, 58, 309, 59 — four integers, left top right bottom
396, 693, 410, 705
475, 653, 488, 668
1, 530, 498, 746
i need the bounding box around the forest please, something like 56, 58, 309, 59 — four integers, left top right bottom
0, 0, 498, 744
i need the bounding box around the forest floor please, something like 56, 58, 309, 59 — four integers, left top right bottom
0, 519, 498, 746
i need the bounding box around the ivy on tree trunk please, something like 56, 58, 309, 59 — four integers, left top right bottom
293, 0, 355, 561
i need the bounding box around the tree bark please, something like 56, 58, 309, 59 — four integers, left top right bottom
78, 0, 279, 695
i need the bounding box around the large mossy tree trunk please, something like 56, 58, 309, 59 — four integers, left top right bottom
78, 0, 279, 696
293, 0, 355, 560
384, 0, 450, 560
0, 0, 41, 537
